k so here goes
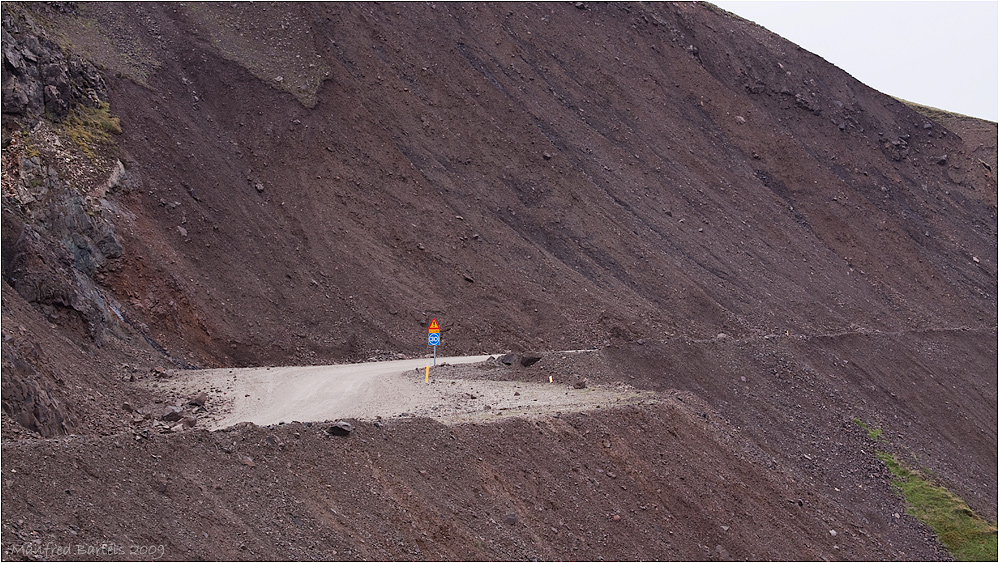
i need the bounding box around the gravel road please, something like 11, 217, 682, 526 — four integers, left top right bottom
159, 355, 654, 429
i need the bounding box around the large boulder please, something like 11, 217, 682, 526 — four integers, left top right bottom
326, 420, 353, 437
520, 352, 543, 367
160, 406, 184, 422
497, 353, 518, 366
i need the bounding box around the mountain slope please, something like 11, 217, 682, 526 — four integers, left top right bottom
35, 1, 992, 366
2, 2, 995, 559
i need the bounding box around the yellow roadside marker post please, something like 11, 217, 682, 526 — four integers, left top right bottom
425, 365, 429, 384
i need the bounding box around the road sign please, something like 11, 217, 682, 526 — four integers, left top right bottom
428, 333, 440, 346
428, 318, 440, 333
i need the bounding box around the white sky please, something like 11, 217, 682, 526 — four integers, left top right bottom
713, 1, 999, 122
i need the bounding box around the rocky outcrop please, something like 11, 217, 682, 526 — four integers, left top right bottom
1, 6, 129, 343
2, 142, 128, 341
0, 5, 139, 437
0, 341, 76, 436
1, 7, 108, 128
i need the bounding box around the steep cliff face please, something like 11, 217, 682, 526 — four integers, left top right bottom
2, 6, 117, 331
1, 5, 145, 437
0, 2, 995, 558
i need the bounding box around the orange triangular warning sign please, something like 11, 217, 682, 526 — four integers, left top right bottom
428, 318, 440, 333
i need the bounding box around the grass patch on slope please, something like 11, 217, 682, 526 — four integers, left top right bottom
62, 102, 121, 158
851, 417, 882, 440
853, 419, 998, 561
877, 452, 997, 561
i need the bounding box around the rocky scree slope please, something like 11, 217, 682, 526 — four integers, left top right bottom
2, 398, 953, 561
0, 1, 996, 560
10, 2, 991, 368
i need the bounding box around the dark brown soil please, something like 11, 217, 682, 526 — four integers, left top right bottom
2, 2, 995, 560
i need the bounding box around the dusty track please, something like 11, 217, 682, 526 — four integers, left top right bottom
159, 354, 655, 429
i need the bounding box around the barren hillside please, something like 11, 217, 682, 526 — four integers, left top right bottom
2, 2, 995, 560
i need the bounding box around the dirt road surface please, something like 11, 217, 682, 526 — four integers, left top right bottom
160, 355, 654, 429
